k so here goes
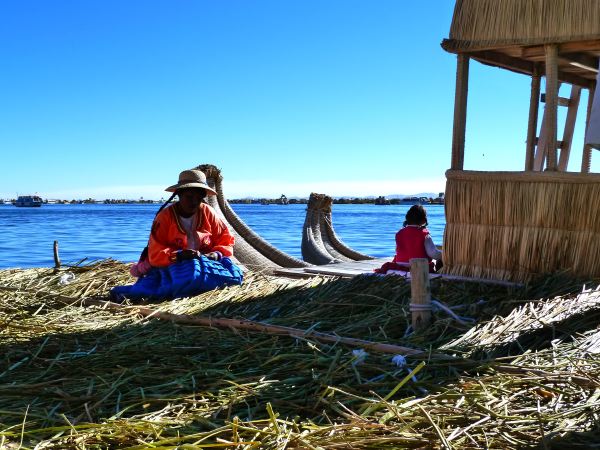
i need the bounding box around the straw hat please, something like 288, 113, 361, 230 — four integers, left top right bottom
165, 169, 217, 195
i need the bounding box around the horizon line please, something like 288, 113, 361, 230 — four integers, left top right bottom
2, 192, 445, 202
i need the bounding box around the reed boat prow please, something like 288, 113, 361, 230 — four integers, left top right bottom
193, 166, 383, 278
195, 164, 310, 274
301, 192, 374, 265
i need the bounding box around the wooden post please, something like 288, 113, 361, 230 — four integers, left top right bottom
544, 44, 559, 171
582, 85, 595, 173
410, 258, 431, 331
558, 85, 581, 171
533, 107, 548, 171
451, 54, 469, 170
525, 66, 541, 171
53, 240, 61, 269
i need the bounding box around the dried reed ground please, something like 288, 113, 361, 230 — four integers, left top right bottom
1, 260, 600, 449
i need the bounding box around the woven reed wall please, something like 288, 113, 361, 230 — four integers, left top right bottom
448, 0, 600, 51
444, 170, 600, 282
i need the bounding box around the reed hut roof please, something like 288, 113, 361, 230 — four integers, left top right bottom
442, 0, 600, 87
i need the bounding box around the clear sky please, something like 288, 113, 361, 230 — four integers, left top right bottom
1, 1, 597, 200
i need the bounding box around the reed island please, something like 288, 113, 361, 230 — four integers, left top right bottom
2, 1, 600, 448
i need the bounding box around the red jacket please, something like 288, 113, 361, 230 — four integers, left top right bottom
393, 226, 433, 270
148, 203, 234, 267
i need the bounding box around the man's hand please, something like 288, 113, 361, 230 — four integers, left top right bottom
178, 249, 199, 260
205, 252, 219, 261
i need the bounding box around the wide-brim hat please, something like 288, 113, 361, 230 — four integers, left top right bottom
165, 169, 217, 195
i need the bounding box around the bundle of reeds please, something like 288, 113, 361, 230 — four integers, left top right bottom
446, 0, 600, 52
444, 170, 600, 282
197, 164, 309, 272
1, 260, 599, 448
302, 193, 374, 265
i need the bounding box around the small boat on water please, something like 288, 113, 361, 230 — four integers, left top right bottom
13, 195, 43, 207
399, 196, 429, 204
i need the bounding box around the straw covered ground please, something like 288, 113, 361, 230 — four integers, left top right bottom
1, 260, 600, 449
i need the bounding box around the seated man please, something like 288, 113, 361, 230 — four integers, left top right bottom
112, 169, 242, 301
147, 169, 234, 269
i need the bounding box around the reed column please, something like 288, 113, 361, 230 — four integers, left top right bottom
544, 44, 559, 171
525, 66, 541, 171
451, 54, 469, 170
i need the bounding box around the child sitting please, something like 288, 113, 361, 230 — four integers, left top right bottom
375, 204, 442, 274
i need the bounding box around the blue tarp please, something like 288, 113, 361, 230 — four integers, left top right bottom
111, 256, 243, 301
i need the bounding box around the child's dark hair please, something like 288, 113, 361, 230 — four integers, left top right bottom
403, 204, 428, 228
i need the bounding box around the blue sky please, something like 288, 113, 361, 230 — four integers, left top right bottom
1, 1, 597, 200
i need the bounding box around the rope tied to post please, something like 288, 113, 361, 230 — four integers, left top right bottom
409, 299, 476, 325
409, 303, 433, 312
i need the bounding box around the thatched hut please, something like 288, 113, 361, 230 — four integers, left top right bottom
442, 0, 600, 282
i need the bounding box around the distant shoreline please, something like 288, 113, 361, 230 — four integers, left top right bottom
1, 196, 445, 206
228, 196, 444, 205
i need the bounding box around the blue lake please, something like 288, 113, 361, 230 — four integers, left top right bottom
0, 203, 445, 269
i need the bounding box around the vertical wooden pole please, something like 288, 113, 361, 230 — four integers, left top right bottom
558, 85, 581, 171
533, 108, 548, 171
451, 54, 469, 170
525, 66, 541, 171
410, 258, 431, 331
582, 85, 595, 173
53, 240, 61, 269
544, 44, 559, 171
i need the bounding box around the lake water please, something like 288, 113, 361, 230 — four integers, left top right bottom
0, 203, 445, 269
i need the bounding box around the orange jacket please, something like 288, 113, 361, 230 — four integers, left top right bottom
148, 203, 234, 267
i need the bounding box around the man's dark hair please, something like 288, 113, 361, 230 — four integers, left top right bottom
176, 187, 207, 200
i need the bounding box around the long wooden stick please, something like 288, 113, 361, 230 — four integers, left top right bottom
81, 298, 457, 360
0, 285, 457, 360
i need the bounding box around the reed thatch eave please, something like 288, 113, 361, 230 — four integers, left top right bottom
446, 0, 600, 50
442, 0, 600, 88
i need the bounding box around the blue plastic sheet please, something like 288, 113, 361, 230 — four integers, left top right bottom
111, 256, 243, 302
